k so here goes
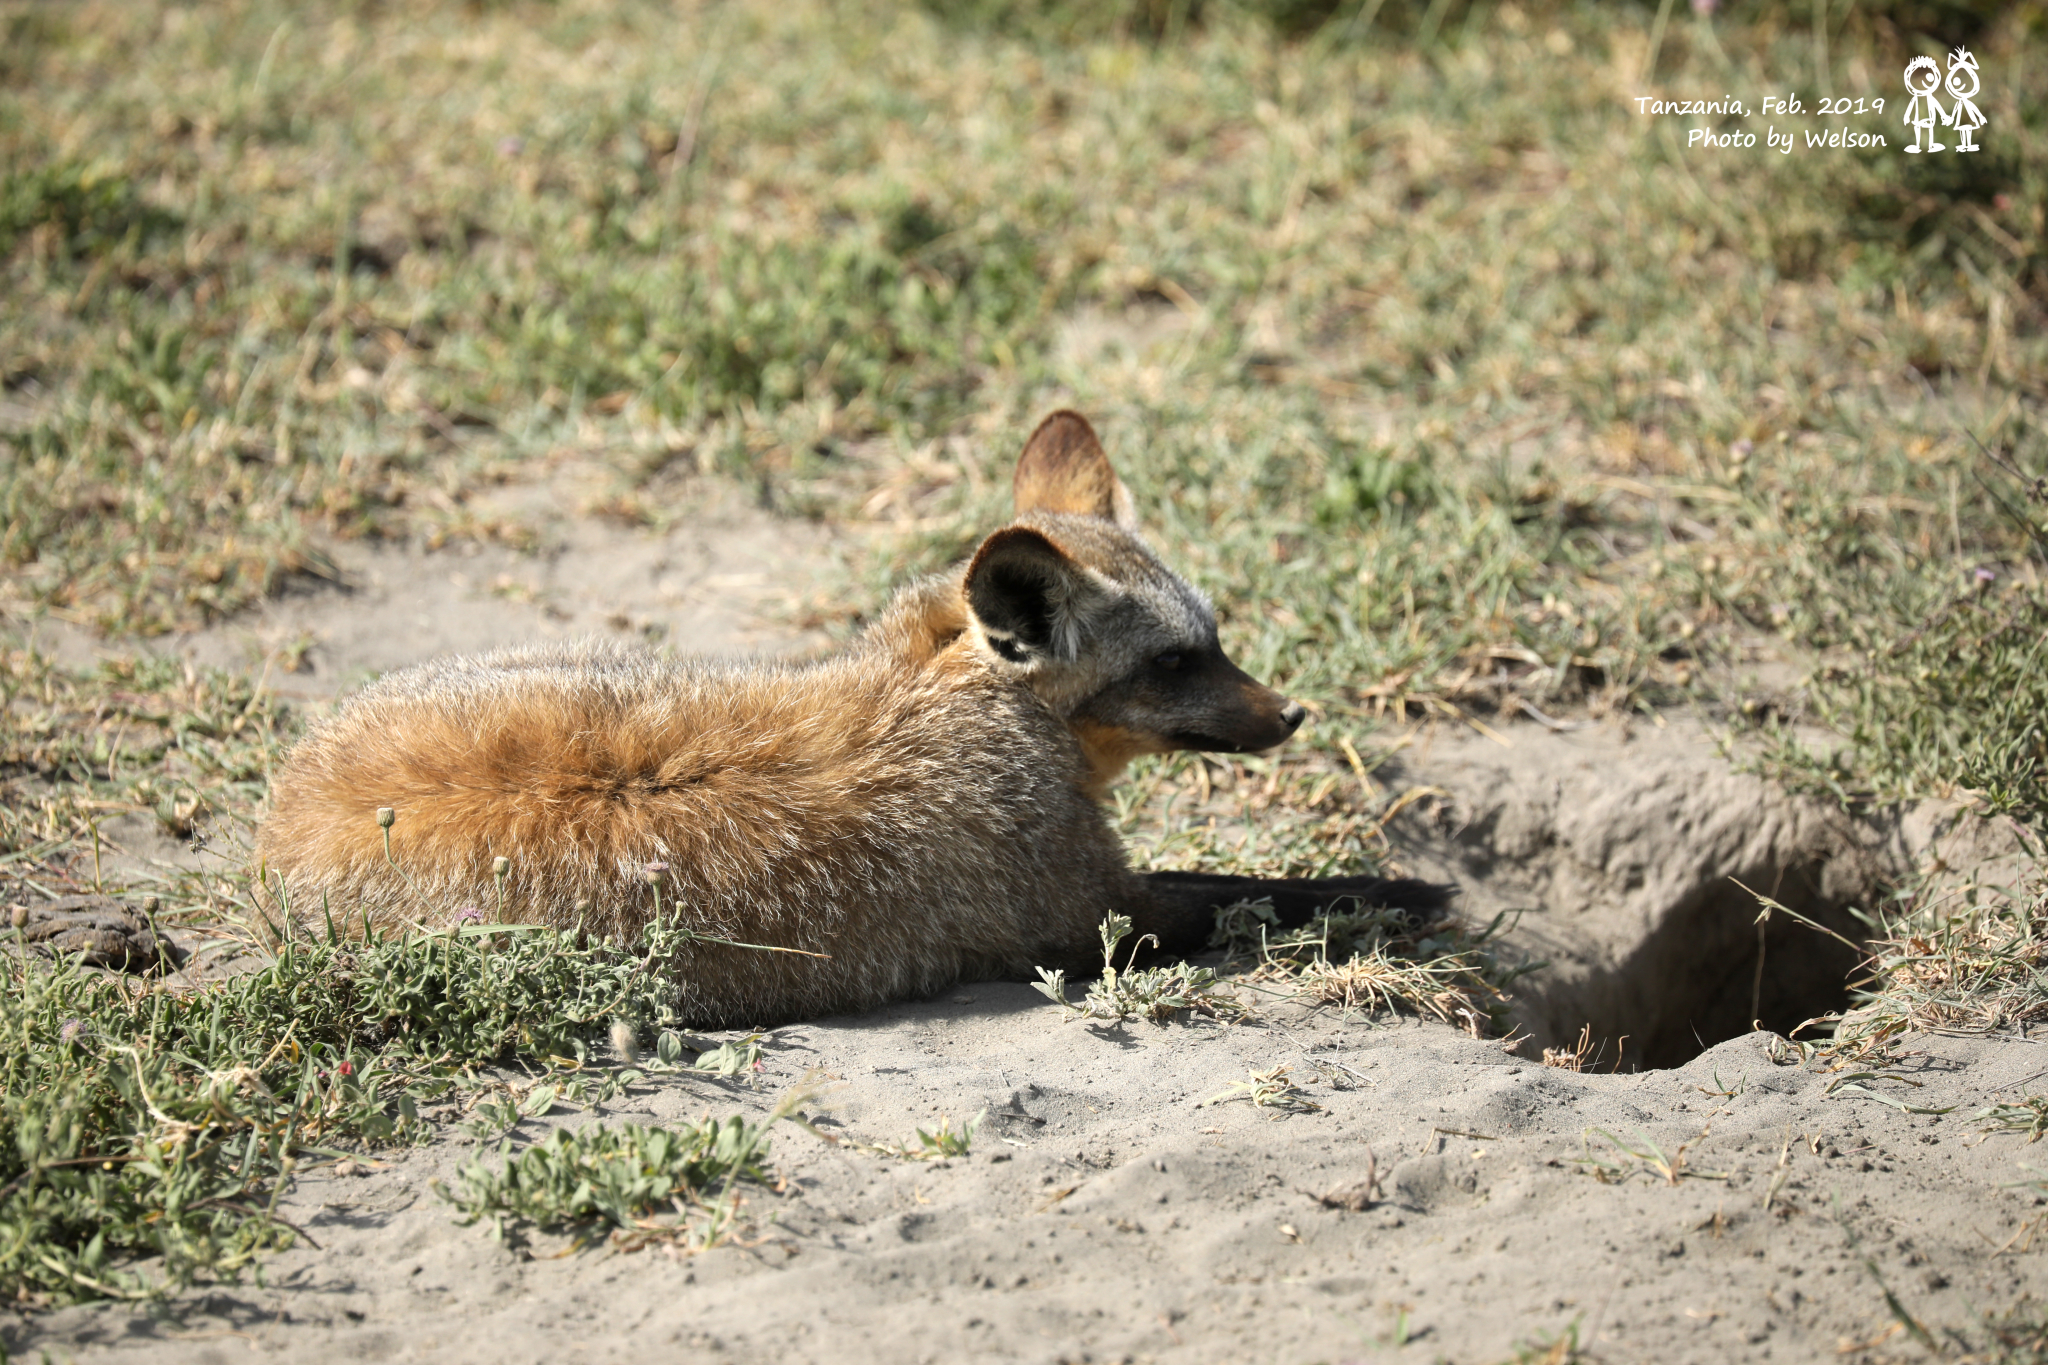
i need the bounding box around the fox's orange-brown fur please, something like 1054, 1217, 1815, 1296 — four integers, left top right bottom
257, 412, 1445, 1026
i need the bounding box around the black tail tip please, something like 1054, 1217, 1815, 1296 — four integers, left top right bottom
1367, 877, 1460, 915
1332, 877, 1460, 934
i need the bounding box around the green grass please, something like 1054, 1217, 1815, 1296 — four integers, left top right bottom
4, 0, 2042, 665
4, 0, 2048, 1310
0, 648, 285, 913
441, 1113, 776, 1248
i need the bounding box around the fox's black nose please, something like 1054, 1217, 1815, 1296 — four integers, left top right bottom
1279, 701, 1306, 732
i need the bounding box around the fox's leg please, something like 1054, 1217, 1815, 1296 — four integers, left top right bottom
1126, 870, 1457, 959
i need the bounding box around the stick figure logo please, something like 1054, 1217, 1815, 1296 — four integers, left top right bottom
1946, 48, 1986, 152
1902, 55, 1946, 153
1904, 48, 1988, 154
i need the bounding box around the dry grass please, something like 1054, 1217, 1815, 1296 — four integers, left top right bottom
1210, 896, 1521, 1034
1274, 944, 1506, 1035
1574, 1124, 1728, 1187
1542, 1023, 1595, 1071
1198, 1063, 1323, 1114
1823, 871, 2048, 1064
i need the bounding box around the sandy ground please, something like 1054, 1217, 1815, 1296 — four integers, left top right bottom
12, 488, 2048, 1364
20, 1014, 2048, 1364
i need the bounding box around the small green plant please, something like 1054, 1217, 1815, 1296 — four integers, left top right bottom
912, 1112, 980, 1159
1033, 912, 1245, 1024
460, 1095, 527, 1143
688, 1037, 767, 1079
1695, 1069, 1747, 1100
438, 1113, 775, 1248
865, 1111, 984, 1161
644, 1028, 766, 1078
556, 1068, 646, 1110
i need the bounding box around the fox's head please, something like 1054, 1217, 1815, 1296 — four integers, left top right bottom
964, 410, 1304, 795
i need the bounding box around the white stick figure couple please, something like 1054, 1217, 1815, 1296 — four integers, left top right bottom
1905, 48, 1986, 153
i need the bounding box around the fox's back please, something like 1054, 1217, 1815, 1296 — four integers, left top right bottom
257, 636, 1129, 1023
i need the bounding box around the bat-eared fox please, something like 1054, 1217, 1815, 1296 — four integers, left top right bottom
258, 411, 1450, 1024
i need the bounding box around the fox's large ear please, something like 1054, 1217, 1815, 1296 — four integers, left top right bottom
964, 526, 1097, 664
1014, 411, 1138, 529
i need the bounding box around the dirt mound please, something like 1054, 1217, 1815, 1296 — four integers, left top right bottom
1381, 720, 2037, 1072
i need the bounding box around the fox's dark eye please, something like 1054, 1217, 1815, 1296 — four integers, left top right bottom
1153, 652, 1184, 672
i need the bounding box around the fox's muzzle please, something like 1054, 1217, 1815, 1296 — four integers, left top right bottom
1171, 654, 1306, 753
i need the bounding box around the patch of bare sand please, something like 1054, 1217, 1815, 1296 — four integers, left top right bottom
13, 496, 2048, 1364
24, 467, 837, 702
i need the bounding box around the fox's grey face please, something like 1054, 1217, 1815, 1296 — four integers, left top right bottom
1087, 615, 1308, 755
964, 519, 1305, 757
961, 409, 1307, 789
1068, 560, 1304, 754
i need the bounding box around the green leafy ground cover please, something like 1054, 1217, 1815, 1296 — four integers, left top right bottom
2, 0, 2046, 1322
0, 884, 767, 1302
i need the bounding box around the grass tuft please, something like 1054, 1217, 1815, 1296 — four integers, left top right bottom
1818, 873, 2048, 1064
